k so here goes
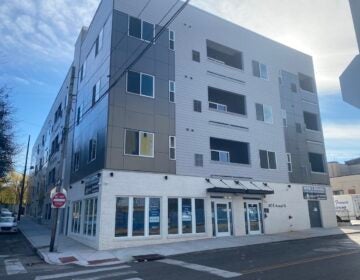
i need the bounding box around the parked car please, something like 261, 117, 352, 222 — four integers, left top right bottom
0, 216, 18, 233
1, 209, 14, 217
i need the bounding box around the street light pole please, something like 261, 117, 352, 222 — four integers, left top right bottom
17, 135, 30, 221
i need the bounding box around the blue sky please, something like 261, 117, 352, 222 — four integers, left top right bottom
1, 0, 360, 171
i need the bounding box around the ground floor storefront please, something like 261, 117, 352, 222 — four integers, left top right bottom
65, 170, 337, 250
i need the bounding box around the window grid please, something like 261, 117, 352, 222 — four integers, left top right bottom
169, 136, 176, 160
169, 81, 175, 103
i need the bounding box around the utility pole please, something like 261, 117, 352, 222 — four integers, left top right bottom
49, 67, 75, 252
17, 135, 30, 221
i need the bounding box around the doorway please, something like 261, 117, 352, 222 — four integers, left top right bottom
245, 201, 262, 235
212, 200, 232, 237
308, 200, 322, 228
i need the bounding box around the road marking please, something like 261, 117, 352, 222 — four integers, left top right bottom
4, 259, 27, 275
34, 265, 131, 280
72, 270, 137, 280
158, 259, 241, 278
241, 250, 360, 275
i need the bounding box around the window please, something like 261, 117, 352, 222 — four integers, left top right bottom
208, 87, 246, 116
282, 109, 287, 127
74, 151, 80, 172
115, 197, 161, 237
168, 198, 178, 234
303, 112, 319, 131
207, 40, 243, 70
71, 201, 82, 234
210, 137, 250, 165
169, 136, 176, 160
286, 153, 292, 172
88, 138, 97, 162
54, 104, 62, 123
125, 129, 154, 157
80, 60, 86, 82
95, 27, 104, 57
192, 50, 200, 62
127, 71, 154, 98
76, 105, 82, 125
169, 81, 175, 103
296, 123, 302, 133
51, 135, 60, 155
193, 100, 202, 112
194, 154, 203, 167
256, 103, 273, 124
252, 60, 268, 80
115, 197, 129, 237
169, 30, 175, 50
349, 189, 356, 194
195, 199, 205, 233
83, 197, 97, 237
299, 73, 315, 93
48, 168, 56, 185
259, 150, 277, 169
308, 152, 325, 173
92, 80, 101, 106
333, 190, 344, 195
129, 16, 154, 42
182, 198, 192, 234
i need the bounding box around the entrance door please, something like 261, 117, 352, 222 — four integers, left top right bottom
308, 200, 322, 228
246, 202, 262, 235
215, 202, 231, 237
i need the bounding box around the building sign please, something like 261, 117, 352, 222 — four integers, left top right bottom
268, 203, 286, 208
303, 186, 327, 200
84, 176, 100, 195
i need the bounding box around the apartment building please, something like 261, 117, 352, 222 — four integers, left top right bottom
340, 0, 360, 108
329, 158, 360, 195
29, 0, 336, 250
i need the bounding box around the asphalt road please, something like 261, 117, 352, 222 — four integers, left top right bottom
1, 231, 360, 280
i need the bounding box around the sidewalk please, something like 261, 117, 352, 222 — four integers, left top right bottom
19, 217, 360, 267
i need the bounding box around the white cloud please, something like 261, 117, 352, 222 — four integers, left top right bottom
323, 123, 360, 140
192, 0, 358, 95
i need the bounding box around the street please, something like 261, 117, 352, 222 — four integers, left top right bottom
1, 232, 360, 279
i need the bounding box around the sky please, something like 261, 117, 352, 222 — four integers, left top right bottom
0, 0, 360, 171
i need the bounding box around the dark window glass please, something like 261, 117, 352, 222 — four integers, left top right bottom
127, 71, 140, 94
192, 50, 200, 62
259, 150, 268, 169
141, 74, 154, 97
132, 198, 145, 236
125, 130, 139, 155
208, 87, 246, 115
299, 73, 315, 93
206, 40, 243, 70
149, 198, 161, 235
268, 152, 277, 169
256, 103, 264, 121
193, 100, 202, 112
303, 112, 319, 131
309, 153, 325, 173
252, 60, 260, 77
95, 36, 99, 56
210, 137, 250, 165
115, 197, 129, 237
168, 198, 178, 234
142, 21, 154, 42
129, 16, 141, 39
195, 154, 203, 166
182, 198, 192, 234
195, 199, 205, 233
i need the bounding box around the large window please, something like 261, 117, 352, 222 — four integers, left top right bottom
299, 73, 315, 93
256, 103, 273, 124
71, 201, 82, 234
206, 40, 243, 70
169, 136, 176, 160
309, 152, 325, 173
80, 60, 86, 82
259, 150, 277, 169
168, 198, 178, 234
88, 138, 97, 162
210, 137, 250, 165
303, 112, 319, 131
182, 198, 192, 234
94, 27, 104, 57
92, 80, 101, 106
128, 16, 154, 42
208, 87, 246, 116
115, 197, 161, 237
252, 60, 268, 80
125, 130, 154, 157
286, 153, 293, 172
195, 199, 205, 233
83, 197, 97, 237
169, 81, 175, 103
127, 71, 154, 98
169, 30, 175, 50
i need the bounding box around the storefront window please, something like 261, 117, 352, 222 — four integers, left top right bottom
132, 198, 145, 236
115, 197, 129, 237
83, 197, 97, 237
168, 198, 178, 234
182, 198, 192, 234
149, 198, 161, 235
195, 199, 205, 233
71, 201, 82, 234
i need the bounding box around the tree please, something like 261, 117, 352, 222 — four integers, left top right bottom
0, 172, 28, 205
0, 87, 17, 180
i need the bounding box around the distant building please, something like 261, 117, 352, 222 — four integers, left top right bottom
329, 158, 360, 195
340, 0, 360, 108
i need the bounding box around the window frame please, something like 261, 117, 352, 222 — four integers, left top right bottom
169, 30, 175, 51
126, 71, 155, 99
308, 152, 326, 173
169, 136, 176, 160
256, 103, 273, 124
169, 80, 175, 103
211, 149, 230, 163
83, 197, 98, 237
209, 101, 227, 112
252, 60, 269, 80
259, 150, 277, 170
74, 151, 80, 172
286, 153, 293, 172
88, 138, 97, 163
128, 16, 155, 43
124, 129, 155, 158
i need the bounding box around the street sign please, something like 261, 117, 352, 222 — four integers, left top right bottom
51, 192, 67, 208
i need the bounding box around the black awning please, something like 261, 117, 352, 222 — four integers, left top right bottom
207, 187, 274, 195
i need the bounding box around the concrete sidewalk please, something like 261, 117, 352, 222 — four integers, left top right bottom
19, 217, 360, 267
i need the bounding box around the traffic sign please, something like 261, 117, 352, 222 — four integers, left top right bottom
51, 192, 67, 208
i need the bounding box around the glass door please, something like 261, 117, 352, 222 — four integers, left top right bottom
215, 202, 231, 237
246, 202, 262, 235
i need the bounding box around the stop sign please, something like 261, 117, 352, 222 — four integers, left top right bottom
51, 192, 67, 208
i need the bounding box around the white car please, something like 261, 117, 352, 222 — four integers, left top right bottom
0, 216, 18, 233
